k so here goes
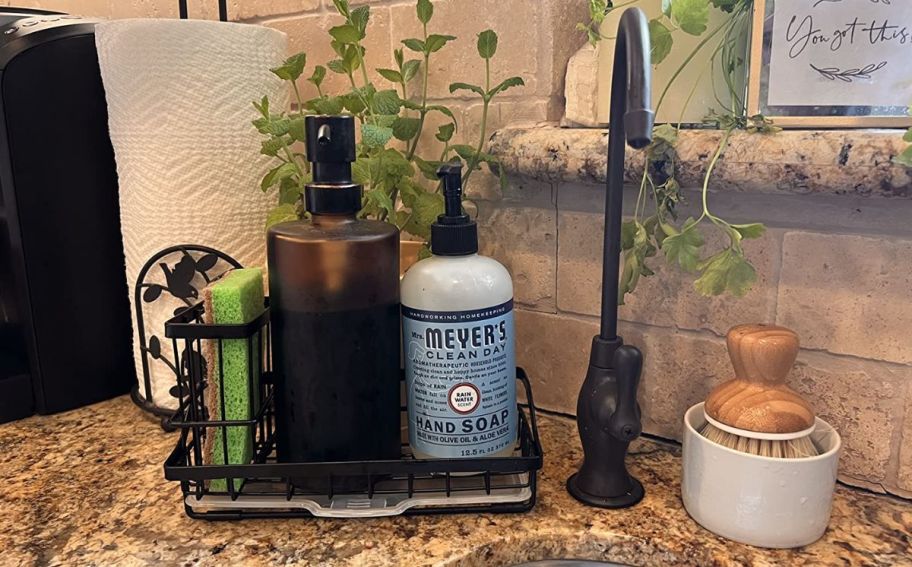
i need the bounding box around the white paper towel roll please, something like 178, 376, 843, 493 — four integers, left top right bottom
95, 19, 289, 409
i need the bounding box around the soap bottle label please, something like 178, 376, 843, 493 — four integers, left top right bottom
402, 300, 517, 458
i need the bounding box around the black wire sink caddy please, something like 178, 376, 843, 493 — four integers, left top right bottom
162, 301, 543, 519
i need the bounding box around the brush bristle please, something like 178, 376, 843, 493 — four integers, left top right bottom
700, 422, 820, 458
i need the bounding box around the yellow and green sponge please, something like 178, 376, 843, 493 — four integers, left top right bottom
201, 268, 265, 492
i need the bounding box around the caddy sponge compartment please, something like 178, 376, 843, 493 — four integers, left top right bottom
201, 268, 265, 492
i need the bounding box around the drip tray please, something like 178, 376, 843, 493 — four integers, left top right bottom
185, 473, 532, 518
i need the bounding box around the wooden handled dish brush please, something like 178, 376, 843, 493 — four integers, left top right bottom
701, 324, 819, 458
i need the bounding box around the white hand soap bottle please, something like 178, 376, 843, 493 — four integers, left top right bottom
401, 163, 517, 460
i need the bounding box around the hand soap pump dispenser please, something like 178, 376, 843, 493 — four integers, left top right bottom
401, 163, 517, 459
267, 115, 401, 465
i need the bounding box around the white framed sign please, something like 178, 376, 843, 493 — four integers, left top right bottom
748, 0, 912, 128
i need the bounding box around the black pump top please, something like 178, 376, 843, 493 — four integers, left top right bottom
431, 163, 478, 256
304, 115, 362, 215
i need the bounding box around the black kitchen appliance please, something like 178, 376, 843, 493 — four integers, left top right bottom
0, 8, 134, 423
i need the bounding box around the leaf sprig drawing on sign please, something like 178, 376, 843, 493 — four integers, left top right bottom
810, 61, 888, 82
767, 0, 912, 107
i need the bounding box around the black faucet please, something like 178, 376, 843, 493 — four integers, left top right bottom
566, 7, 654, 509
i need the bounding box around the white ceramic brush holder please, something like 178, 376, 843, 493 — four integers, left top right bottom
682, 402, 842, 548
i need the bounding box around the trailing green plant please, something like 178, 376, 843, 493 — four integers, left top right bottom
252, 0, 524, 258
894, 106, 912, 167
581, 0, 778, 302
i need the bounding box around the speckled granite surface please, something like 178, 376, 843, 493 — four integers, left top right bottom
488, 126, 912, 197
1, 396, 909, 566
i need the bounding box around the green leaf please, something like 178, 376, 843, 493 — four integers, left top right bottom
661, 217, 703, 273
397, 176, 423, 206
372, 89, 401, 114
477, 29, 498, 59
352, 157, 371, 185
327, 59, 349, 75
288, 117, 306, 142
488, 76, 524, 97
342, 44, 363, 71
652, 123, 679, 145
400, 99, 422, 111
672, 0, 710, 35
377, 68, 403, 83
694, 248, 757, 297
587, 28, 600, 46
308, 65, 326, 88
402, 59, 422, 82
427, 104, 456, 122
377, 148, 414, 180
662, 0, 672, 16
894, 145, 912, 167
731, 223, 766, 240
278, 177, 303, 205
648, 19, 673, 65
413, 156, 443, 180
331, 0, 350, 17
270, 53, 306, 81
252, 95, 269, 117
362, 123, 394, 148
417, 0, 433, 24
306, 95, 345, 115
711, 0, 740, 13
402, 38, 426, 52
617, 221, 655, 304
392, 116, 421, 141
350, 5, 370, 36
375, 114, 398, 128
418, 244, 432, 260
621, 220, 637, 250
404, 192, 444, 239
436, 122, 455, 142
253, 116, 291, 136
261, 162, 298, 191
365, 187, 395, 217
260, 136, 288, 157
394, 47, 404, 68
340, 89, 368, 114
265, 203, 299, 230
329, 24, 361, 44
449, 82, 485, 97
589, 0, 608, 22
425, 34, 456, 53
903, 128, 912, 142
451, 144, 477, 161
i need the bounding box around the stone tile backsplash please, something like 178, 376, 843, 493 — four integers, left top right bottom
487, 127, 912, 499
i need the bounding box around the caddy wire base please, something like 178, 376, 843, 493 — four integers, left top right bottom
162, 303, 543, 520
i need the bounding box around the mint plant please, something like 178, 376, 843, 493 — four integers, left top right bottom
582, 0, 777, 301
894, 107, 912, 167
253, 0, 524, 258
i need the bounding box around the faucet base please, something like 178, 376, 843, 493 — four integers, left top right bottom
566, 473, 644, 509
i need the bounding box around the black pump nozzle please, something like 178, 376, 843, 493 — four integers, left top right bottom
303, 115, 361, 215
438, 162, 464, 218
431, 163, 477, 256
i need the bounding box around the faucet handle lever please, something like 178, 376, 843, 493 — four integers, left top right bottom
608, 345, 642, 442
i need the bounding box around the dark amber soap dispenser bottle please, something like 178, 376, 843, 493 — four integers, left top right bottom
267, 115, 401, 464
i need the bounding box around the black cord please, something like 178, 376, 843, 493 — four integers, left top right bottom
178, 0, 188, 19
218, 0, 228, 21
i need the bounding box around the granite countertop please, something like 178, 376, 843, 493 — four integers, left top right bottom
488, 126, 912, 197
2, 397, 909, 566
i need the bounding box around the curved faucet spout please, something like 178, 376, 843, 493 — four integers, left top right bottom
614, 8, 654, 149
601, 7, 654, 340
567, 7, 653, 511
